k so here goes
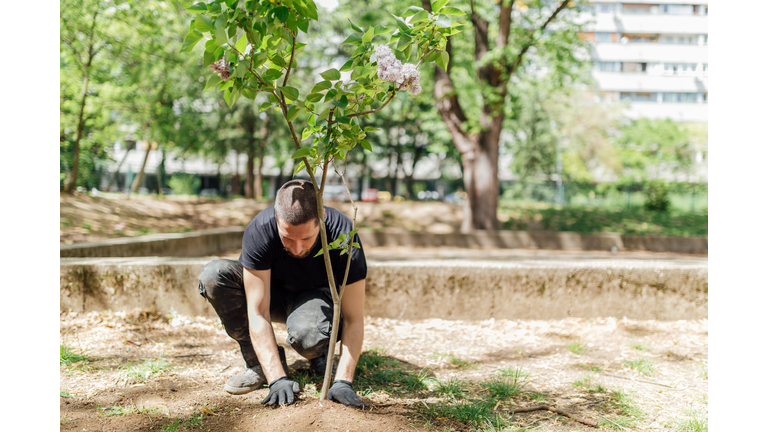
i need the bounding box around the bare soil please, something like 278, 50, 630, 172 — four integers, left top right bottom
60, 192, 464, 245
60, 310, 707, 431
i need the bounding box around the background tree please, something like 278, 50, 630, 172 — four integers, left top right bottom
419, 0, 589, 230
614, 118, 694, 183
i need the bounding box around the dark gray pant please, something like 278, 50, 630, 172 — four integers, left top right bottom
198, 259, 342, 368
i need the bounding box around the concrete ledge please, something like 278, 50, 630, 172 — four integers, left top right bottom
60, 257, 707, 321
59, 227, 246, 258
60, 227, 707, 257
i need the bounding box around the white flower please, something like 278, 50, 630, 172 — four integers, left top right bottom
372, 44, 422, 95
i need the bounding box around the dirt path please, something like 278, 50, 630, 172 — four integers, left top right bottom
60, 192, 464, 245
60, 310, 707, 431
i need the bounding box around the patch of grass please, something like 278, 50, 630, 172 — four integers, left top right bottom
607, 389, 643, 420
566, 341, 587, 354
630, 341, 650, 351
402, 370, 431, 391
524, 391, 549, 402
425, 400, 507, 429
134, 228, 157, 236
698, 363, 708, 379
624, 357, 656, 376
162, 413, 207, 432
574, 363, 603, 373
599, 415, 636, 430
60, 390, 72, 398
481, 368, 529, 400
434, 377, 468, 399
354, 348, 430, 396
99, 405, 136, 417
60, 345, 89, 366
432, 352, 479, 370
81, 222, 92, 230
666, 408, 708, 432
572, 374, 608, 393
122, 358, 172, 381
61, 219, 73, 227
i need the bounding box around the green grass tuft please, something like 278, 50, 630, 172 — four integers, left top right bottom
566, 341, 588, 354
434, 377, 467, 399
624, 357, 656, 376
123, 358, 172, 381
667, 408, 708, 432
630, 341, 650, 351
60, 390, 72, 398
60, 345, 89, 366
481, 368, 529, 400
432, 352, 479, 370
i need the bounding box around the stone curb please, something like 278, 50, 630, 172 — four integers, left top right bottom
60, 228, 707, 258
60, 257, 707, 321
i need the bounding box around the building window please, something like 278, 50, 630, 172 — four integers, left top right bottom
597, 3, 615, 13
663, 63, 697, 75
594, 61, 621, 72
622, 62, 647, 73
621, 92, 657, 102
662, 4, 695, 15
659, 35, 699, 45
622, 33, 658, 43
662, 92, 699, 103
622, 3, 654, 14
595, 32, 613, 43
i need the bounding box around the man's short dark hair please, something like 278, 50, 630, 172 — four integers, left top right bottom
274, 180, 319, 226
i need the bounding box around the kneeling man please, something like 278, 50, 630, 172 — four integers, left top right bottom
198, 180, 366, 407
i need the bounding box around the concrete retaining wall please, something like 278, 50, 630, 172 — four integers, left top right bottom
60, 258, 707, 321
60, 228, 707, 258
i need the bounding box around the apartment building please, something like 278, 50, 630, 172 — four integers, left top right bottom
581, 1, 708, 123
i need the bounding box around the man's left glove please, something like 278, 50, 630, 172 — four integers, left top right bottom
261, 376, 301, 406
327, 380, 363, 408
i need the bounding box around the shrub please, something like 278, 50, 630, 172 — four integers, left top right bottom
168, 174, 200, 196
644, 180, 671, 212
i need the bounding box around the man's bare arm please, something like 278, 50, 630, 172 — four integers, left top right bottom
335, 279, 366, 382
243, 267, 286, 382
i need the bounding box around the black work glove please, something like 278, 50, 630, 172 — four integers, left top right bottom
327, 380, 363, 408
261, 376, 301, 406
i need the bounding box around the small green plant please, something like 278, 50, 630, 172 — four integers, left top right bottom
608, 389, 643, 420
572, 374, 607, 393
134, 228, 157, 236
81, 222, 92, 230
698, 363, 708, 379
481, 368, 528, 400
402, 370, 430, 391
644, 180, 671, 212
426, 400, 503, 428
566, 341, 587, 354
123, 358, 172, 381
61, 219, 73, 227
168, 173, 200, 196
60, 345, 88, 365
432, 352, 478, 370
99, 405, 136, 417
666, 408, 708, 432
434, 377, 467, 399
525, 391, 549, 402
624, 357, 656, 376
60, 390, 72, 398
574, 363, 603, 372
630, 341, 649, 351
162, 418, 182, 432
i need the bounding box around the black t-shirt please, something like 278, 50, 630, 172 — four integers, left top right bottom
239, 205, 367, 292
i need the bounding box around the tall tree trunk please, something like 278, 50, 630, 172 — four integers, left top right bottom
66, 74, 90, 194
245, 148, 255, 199
131, 141, 153, 194
255, 120, 268, 200
231, 150, 241, 196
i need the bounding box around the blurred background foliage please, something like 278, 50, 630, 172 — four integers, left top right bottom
60, 0, 707, 235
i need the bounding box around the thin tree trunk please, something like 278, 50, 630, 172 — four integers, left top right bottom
109, 143, 132, 191
255, 120, 268, 200
131, 141, 153, 194
245, 149, 255, 199
231, 150, 241, 195
66, 74, 90, 193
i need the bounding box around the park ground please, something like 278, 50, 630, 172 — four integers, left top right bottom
60, 192, 707, 245
60, 310, 707, 431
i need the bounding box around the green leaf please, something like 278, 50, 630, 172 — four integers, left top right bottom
320, 69, 341, 80
204, 74, 222, 91
348, 18, 364, 33
362, 26, 374, 43
279, 86, 299, 100
331, 95, 349, 108
392, 15, 411, 34
339, 59, 355, 72
235, 61, 248, 78
341, 33, 363, 45
374, 25, 392, 36
301, 128, 314, 141
363, 126, 380, 132
308, 113, 316, 126
259, 102, 272, 112
424, 50, 440, 63
360, 139, 372, 152
440, 6, 465, 16
235, 33, 248, 52
180, 30, 203, 53
275, 6, 289, 23
432, 0, 450, 12
186, 2, 208, 13
314, 248, 325, 258
214, 27, 228, 45
410, 10, 430, 23
305, 93, 323, 103
292, 146, 312, 159
287, 106, 301, 122
403, 6, 423, 17
436, 51, 449, 71
262, 69, 283, 81
311, 81, 332, 93
396, 90, 409, 101
194, 14, 213, 33
435, 14, 452, 28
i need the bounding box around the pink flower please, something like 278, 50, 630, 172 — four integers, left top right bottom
208, 57, 231, 80
372, 44, 421, 95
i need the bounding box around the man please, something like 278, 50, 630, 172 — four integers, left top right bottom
198, 180, 366, 407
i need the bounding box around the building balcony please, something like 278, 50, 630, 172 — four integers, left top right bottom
591, 42, 708, 63
593, 72, 708, 92
581, 13, 708, 34
624, 101, 708, 123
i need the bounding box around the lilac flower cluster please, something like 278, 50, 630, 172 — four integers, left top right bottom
208, 58, 231, 80
372, 44, 421, 96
